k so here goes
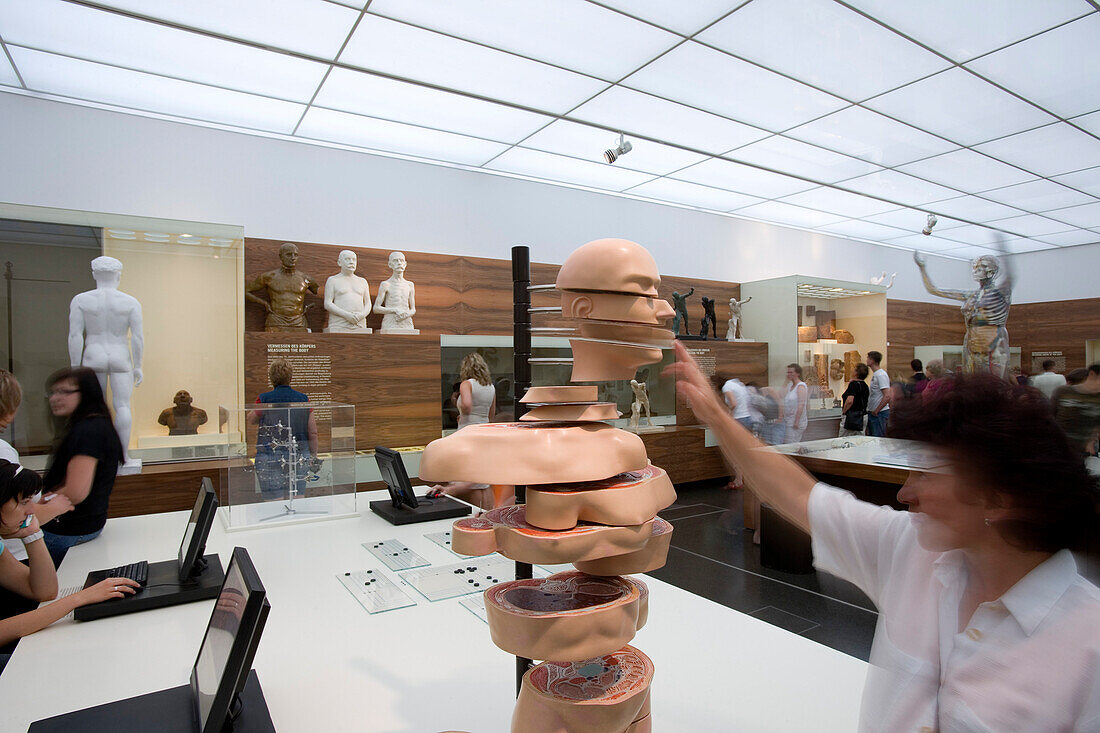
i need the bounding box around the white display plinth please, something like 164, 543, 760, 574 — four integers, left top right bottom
137, 432, 242, 449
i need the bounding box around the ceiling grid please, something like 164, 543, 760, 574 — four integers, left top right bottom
0, 0, 1097, 257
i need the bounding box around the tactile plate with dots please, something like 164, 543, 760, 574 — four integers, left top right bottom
362, 539, 430, 571
424, 530, 467, 556
336, 570, 417, 614
398, 556, 516, 602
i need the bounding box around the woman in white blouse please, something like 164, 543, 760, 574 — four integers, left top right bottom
666, 342, 1099, 732
782, 363, 808, 444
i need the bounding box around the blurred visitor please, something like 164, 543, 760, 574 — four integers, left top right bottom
866, 351, 891, 436
839, 363, 869, 437
721, 375, 753, 431
1052, 364, 1100, 470
250, 359, 320, 501
782, 363, 808, 444
1031, 359, 1067, 399
667, 342, 1100, 731
907, 358, 928, 396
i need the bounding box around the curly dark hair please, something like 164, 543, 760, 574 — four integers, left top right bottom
889, 374, 1099, 553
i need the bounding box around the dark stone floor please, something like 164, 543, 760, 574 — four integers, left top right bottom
646, 480, 878, 661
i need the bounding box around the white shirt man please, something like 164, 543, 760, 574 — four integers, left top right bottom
1030, 362, 1067, 399
722, 378, 752, 424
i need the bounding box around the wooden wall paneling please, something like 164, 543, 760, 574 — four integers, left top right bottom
244, 333, 442, 450
1017, 298, 1100, 371
675, 341, 769, 426
640, 426, 729, 485
109, 460, 223, 518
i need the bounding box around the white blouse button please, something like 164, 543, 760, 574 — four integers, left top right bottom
965, 628, 982, 641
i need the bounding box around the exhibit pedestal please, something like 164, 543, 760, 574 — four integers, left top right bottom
380, 328, 420, 334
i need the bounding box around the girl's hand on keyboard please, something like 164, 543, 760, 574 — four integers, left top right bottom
76, 577, 140, 605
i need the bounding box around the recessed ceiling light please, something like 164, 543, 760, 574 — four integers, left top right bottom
143, 232, 170, 242
209, 238, 234, 247
106, 229, 136, 239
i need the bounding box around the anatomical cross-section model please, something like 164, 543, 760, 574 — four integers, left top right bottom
420, 238, 676, 732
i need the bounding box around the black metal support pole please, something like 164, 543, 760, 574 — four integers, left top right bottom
511, 246, 533, 696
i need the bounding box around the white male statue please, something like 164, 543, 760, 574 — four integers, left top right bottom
726, 296, 752, 341
69, 256, 144, 471
629, 379, 653, 428
373, 251, 418, 334
323, 250, 372, 333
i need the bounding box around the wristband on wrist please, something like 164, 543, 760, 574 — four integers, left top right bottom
21, 530, 45, 545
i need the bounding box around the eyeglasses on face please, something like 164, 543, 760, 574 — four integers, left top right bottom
47, 388, 80, 397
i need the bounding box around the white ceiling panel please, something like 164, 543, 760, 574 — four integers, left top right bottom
0, 48, 18, 86
1072, 110, 1100, 138
367, 0, 679, 81
672, 158, 816, 198
937, 245, 1001, 259
781, 187, 898, 219
626, 178, 763, 211
840, 170, 960, 207
864, 207, 940, 231
974, 123, 1100, 178
1044, 201, 1100, 229
979, 179, 1096, 211
595, 0, 745, 35
485, 147, 655, 191
930, 224, 1017, 246
11, 48, 305, 133
865, 68, 1055, 146
520, 120, 707, 175
698, 0, 948, 101
1053, 167, 1100, 198
986, 214, 1075, 238
927, 195, 1026, 222
842, 0, 1092, 63
329, 0, 366, 7
879, 234, 966, 251
570, 86, 769, 154
816, 219, 910, 241
735, 201, 846, 228
1035, 229, 1100, 246
340, 15, 607, 113
297, 107, 508, 166
727, 135, 882, 183
896, 149, 1033, 192
623, 42, 847, 131
967, 14, 1100, 119
88, 0, 360, 59
999, 239, 1059, 254
0, 0, 329, 102
313, 67, 550, 143
786, 106, 958, 166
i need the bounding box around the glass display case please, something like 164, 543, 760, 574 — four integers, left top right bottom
439, 335, 676, 433
221, 402, 357, 530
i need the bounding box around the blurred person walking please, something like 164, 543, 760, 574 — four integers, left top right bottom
866, 351, 891, 436
839, 363, 870, 437
782, 364, 808, 444
1031, 359, 1067, 399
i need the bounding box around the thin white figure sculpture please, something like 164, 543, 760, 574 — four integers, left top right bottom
323, 250, 372, 333
373, 252, 418, 334
870, 271, 896, 289
726, 296, 753, 340
629, 379, 653, 428
69, 256, 143, 472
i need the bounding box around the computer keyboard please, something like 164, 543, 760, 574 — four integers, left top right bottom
94, 560, 149, 587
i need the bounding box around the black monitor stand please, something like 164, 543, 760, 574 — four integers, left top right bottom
369, 495, 471, 525
29, 669, 274, 733
74, 554, 225, 622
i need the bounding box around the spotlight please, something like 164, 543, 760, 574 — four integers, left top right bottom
921, 213, 938, 236
604, 133, 633, 164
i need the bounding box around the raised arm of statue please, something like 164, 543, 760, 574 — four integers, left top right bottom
68, 298, 84, 367
686, 286, 695, 298
739, 296, 752, 306
129, 299, 144, 385
913, 251, 967, 302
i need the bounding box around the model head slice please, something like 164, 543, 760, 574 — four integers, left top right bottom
971, 255, 999, 284
556, 238, 661, 298
90, 256, 123, 284
278, 243, 299, 269
388, 251, 407, 275
337, 249, 357, 272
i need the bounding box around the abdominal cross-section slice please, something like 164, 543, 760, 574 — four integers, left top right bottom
450, 505, 654, 565
511, 646, 654, 733
525, 464, 676, 530
573, 518, 672, 577
486, 572, 648, 661
419, 421, 647, 485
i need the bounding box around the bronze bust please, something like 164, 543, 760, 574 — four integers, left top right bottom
158, 390, 208, 435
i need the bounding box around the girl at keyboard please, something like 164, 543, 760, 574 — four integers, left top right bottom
0, 460, 138, 671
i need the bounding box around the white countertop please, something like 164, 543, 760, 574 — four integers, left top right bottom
2, 490, 867, 732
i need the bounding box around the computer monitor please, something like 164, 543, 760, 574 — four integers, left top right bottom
190, 547, 269, 733
178, 478, 219, 582
374, 446, 418, 509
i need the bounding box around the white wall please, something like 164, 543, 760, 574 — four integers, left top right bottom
2, 92, 1092, 304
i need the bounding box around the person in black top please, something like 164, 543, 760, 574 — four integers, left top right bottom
0, 460, 136, 668
839, 363, 870, 437
33, 367, 124, 567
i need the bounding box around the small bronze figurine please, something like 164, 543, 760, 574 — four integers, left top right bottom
671, 287, 694, 335
245, 242, 320, 332
699, 296, 717, 339
158, 390, 208, 435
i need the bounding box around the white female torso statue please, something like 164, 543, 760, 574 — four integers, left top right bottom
373, 251, 419, 334
324, 250, 372, 333
69, 256, 144, 471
